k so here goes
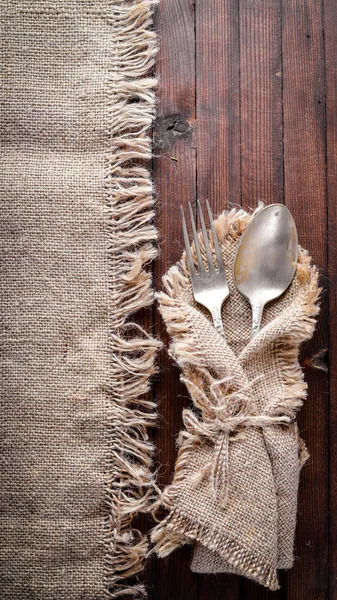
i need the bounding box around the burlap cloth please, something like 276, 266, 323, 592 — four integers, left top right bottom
151, 207, 320, 591
1, 1, 159, 598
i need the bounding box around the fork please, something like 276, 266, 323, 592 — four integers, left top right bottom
180, 200, 230, 339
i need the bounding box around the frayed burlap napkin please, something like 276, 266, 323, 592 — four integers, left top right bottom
1, 1, 159, 598
151, 207, 319, 590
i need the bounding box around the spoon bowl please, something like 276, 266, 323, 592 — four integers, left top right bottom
233, 204, 298, 338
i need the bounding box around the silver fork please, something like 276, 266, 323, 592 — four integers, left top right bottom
180, 200, 230, 339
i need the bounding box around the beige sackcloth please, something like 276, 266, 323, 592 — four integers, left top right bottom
152, 207, 319, 590
1, 1, 159, 598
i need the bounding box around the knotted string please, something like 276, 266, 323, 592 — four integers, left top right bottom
181, 374, 294, 508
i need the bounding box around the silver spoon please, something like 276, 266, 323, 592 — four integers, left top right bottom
233, 204, 298, 339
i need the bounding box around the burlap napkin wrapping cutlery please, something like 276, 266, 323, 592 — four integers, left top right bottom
151, 207, 320, 591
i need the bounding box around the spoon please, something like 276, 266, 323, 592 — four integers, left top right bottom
233, 204, 298, 339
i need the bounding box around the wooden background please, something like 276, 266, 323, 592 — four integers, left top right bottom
144, 0, 336, 598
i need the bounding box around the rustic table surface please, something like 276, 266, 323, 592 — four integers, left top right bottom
142, 1, 336, 598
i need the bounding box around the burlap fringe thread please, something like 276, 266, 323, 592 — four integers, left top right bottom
151, 208, 320, 590
104, 2, 161, 598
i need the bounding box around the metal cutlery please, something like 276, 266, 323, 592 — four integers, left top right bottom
233, 204, 298, 339
180, 200, 230, 338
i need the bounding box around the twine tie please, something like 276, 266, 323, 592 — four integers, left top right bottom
181, 375, 294, 508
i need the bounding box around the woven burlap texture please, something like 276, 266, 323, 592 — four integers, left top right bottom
1, 1, 159, 599
151, 207, 319, 591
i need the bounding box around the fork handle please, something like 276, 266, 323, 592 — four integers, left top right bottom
211, 305, 226, 340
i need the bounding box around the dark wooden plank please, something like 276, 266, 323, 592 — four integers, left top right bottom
151, 0, 333, 598
195, 0, 241, 210
282, 1, 329, 598
195, 3, 241, 596
324, 0, 337, 597
238, 2, 285, 596
150, 1, 198, 599
240, 0, 283, 210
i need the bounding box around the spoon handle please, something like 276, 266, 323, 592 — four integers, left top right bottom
251, 304, 264, 339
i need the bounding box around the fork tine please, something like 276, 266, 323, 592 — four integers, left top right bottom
205, 200, 224, 272
188, 203, 204, 272
180, 205, 196, 280
197, 200, 214, 271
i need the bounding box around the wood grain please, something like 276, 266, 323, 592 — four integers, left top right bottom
239, 2, 284, 596
195, 0, 241, 210
282, 1, 328, 598
240, 0, 283, 209
195, 4, 241, 596
150, 1, 197, 598
147, 0, 335, 598
324, 0, 337, 597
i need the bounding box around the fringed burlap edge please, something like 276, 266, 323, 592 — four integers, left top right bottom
151, 207, 320, 591
153, 508, 279, 590
104, 2, 161, 598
